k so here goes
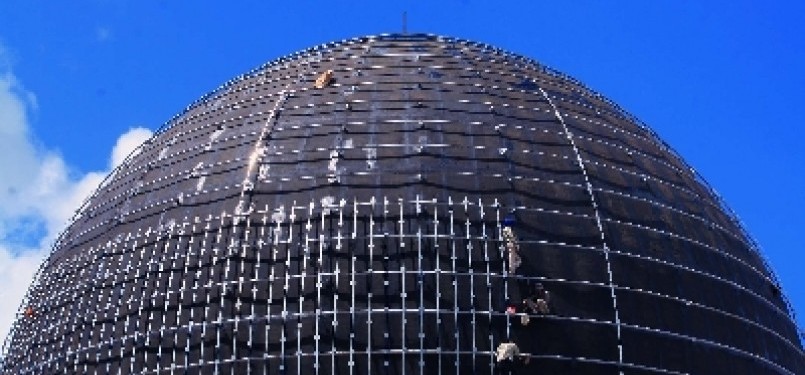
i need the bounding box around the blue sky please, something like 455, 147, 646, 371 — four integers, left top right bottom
0, 1, 802, 342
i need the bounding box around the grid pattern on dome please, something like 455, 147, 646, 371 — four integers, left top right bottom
2, 34, 802, 375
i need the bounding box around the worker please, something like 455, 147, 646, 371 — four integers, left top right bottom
523, 282, 550, 315
519, 282, 551, 326
314, 70, 334, 88
496, 341, 519, 361
502, 227, 521, 273
495, 341, 530, 373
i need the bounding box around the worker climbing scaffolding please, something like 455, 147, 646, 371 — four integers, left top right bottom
314, 69, 334, 88
520, 282, 551, 326
495, 341, 530, 373
526, 283, 550, 314
502, 226, 521, 274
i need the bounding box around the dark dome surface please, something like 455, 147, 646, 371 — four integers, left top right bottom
2, 33, 802, 374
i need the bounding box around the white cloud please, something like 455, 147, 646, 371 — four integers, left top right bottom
111, 127, 152, 168
0, 243, 47, 349
0, 62, 153, 346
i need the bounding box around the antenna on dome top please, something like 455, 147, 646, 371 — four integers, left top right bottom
402, 11, 407, 34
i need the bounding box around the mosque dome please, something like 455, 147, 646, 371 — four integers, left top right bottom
2, 33, 802, 374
